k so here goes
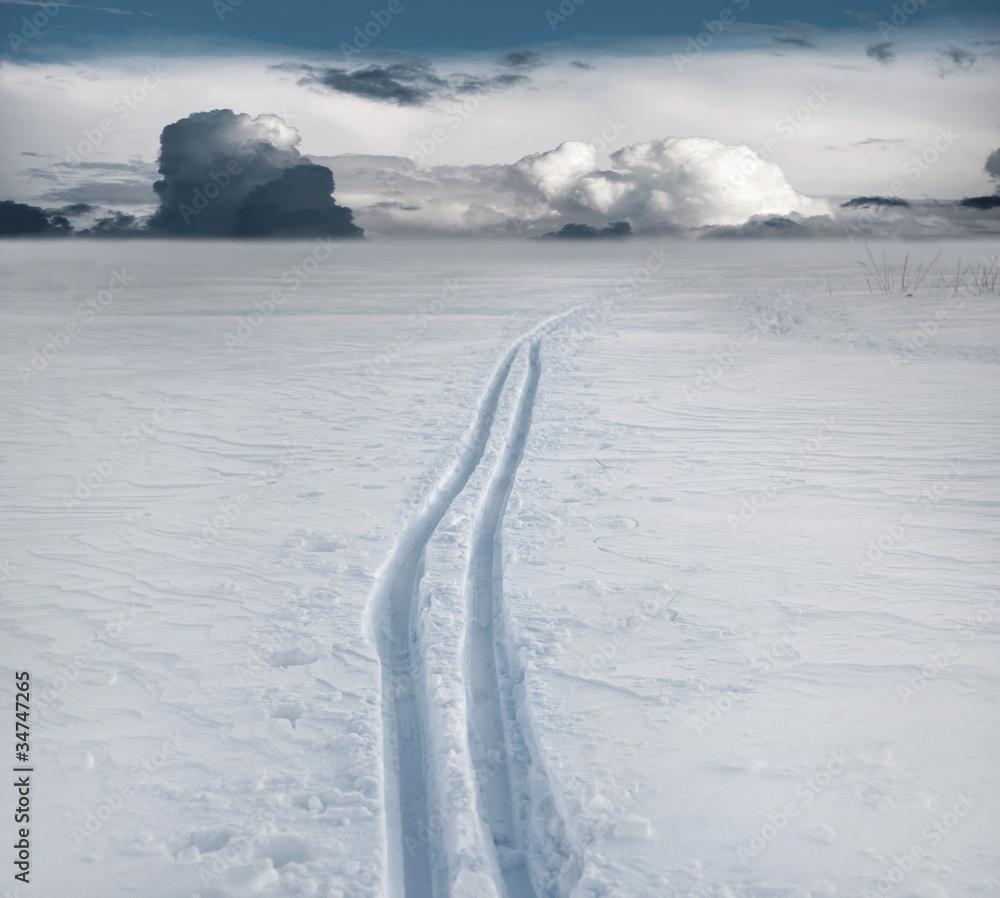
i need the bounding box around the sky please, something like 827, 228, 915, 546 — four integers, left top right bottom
1, 0, 999, 238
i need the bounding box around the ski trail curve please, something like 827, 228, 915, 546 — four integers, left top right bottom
368, 343, 521, 898
467, 340, 543, 898
466, 339, 580, 898
366, 308, 582, 898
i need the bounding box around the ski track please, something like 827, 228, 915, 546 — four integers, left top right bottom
467, 341, 542, 898
367, 310, 579, 898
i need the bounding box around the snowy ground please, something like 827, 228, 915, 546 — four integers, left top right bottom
1, 239, 998, 898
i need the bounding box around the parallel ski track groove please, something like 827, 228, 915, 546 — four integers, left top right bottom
368, 309, 580, 898
374, 346, 520, 898
467, 340, 543, 898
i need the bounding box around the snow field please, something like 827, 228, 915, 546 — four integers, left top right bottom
0, 238, 998, 898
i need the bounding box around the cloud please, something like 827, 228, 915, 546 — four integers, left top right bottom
148, 109, 361, 238
19, 159, 160, 210
958, 196, 1000, 210
0, 0, 131, 12
570, 60, 595, 70
971, 38, 1000, 59
51, 202, 93, 215
598, 138, 832, 229
841, 196, 910, 208
275, 54, 536, 107
76, 210, 139, 236
314, 136, 832, 238
772, 35, 817, 49
233, 164, 362, 238
699, 213, 844, 239
985, 147, 1000, 187
539, 221, 631, 240
498, 50, 544, 70
936, 44, 976, 75
852, 137, 904, 147
843, 9, 880, 28
277, 60, 448, 107
0, 198, 72, 236
838, 198, 1000, 238
866, 42, 897, 63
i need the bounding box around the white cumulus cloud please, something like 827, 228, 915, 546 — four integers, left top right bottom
318, 135, 833, 238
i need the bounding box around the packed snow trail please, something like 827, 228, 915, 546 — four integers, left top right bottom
367, 308, 584, 898
466, 340, 543, 898
370, 347, 520, 898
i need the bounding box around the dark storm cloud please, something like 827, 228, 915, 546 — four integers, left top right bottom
233, 164, 363, 238
866, 42, 896, 63
971, 38, 1000, 59
276, 54, 537, 107
76, 210, 140, 236
958, 196, 1000, 210
498, 50, 544, 70
985, 148, 1000, 186
0, 199, 72, 236
772, 35, 818, 49
699, 214, 843, 239
841, 196, 910, 208
452, 71, 528, 94
148, 109, 362, 238
278, 60, 447, 106
936, 44, 976, 75
51, 202, 93, 216
539, 221, 632, 240
852, 138, 904, 148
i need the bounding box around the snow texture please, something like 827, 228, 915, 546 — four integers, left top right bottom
1, 238, 998, 898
